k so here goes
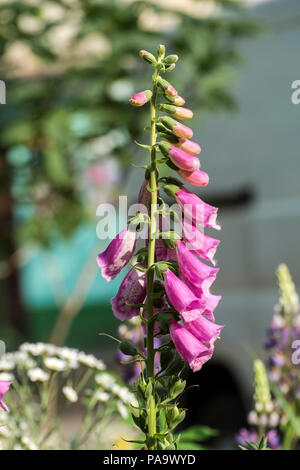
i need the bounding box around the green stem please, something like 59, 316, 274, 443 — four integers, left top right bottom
145, 66, 159, 448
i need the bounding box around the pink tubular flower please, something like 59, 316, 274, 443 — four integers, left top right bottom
169, 320, 213, 372
178, 169, 209, 187
176, 139, 201, 156
138, 179, 151, 213
184, 315, 223, 347
176, 240, 219, 291
130, 90, 152, 107
0, 381, 12, 412
175, 186, 220, 230
182, 218, 220, 265
159, 104, 193, 120
182, 277, 221, 321
161, 117, 193, 139
97, 227, 137, 281
111, 264, 146, 321
164, 269, 207, 321
159, 142, 200, 171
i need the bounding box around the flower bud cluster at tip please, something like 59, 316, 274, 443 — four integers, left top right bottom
132, 46, 208, 188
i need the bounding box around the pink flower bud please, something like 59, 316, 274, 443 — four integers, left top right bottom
157, 77, 178, 97
176, 138, 201, 155
173, 95, 185, 106
129, 90, 152, 107
158, 142, 200, 171
139, 50, 156, 65
161, 117, 193, 139
165, 95, 185, 106
173, 106, 193, 120
178, 169, 209, 187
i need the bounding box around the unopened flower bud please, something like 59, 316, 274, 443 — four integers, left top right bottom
178, 169, 209, 187
165, 63, 176, 72
163, 54, 178, 65
158, 104, 193, 120
157, 44, 165, 59
165, 95, 186, 106
129, 90, 152, 107
157, 76, 177, 97
161, 117, 193, 139
158, 142, 200, 172
139, 50, 157, 66
176, 138, 201, 155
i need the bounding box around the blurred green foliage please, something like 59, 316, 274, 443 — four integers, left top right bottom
0, 0, 259, 247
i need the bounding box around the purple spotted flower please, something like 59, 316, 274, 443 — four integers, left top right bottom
111, 264, 146, 321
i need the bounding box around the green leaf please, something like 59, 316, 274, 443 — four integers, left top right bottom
120, 341, 138, 356
179, 425, 218, 443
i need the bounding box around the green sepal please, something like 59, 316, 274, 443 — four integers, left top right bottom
163, 183, 181, 198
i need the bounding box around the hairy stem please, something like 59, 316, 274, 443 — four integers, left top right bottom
145, 66, 159, 448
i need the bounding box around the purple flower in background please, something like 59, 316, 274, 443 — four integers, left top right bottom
97, 226, 137, 281
236, 428, 281, 450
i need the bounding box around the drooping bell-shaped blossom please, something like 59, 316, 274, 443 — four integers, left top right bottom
129, 90, 152, 107
184, 315, 223, 347
176, 240, 219, 292
169, 321, 213, 372
0, 380, 12, 412
175, 139, 201, 156
111, 264, 146, 321
159, 142, 200, 172
175, 186, 220, 230
182, 218, 220, 265
159, 104, 193, 120
161, 117, 193, 139
97, 227, 137, 282
164, 269, 207, 321
178, 169, 209, 187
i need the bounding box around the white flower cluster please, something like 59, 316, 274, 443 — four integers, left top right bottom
0, 342, 106, 383
95, 372, 138, 420
0, 343, 135, 449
